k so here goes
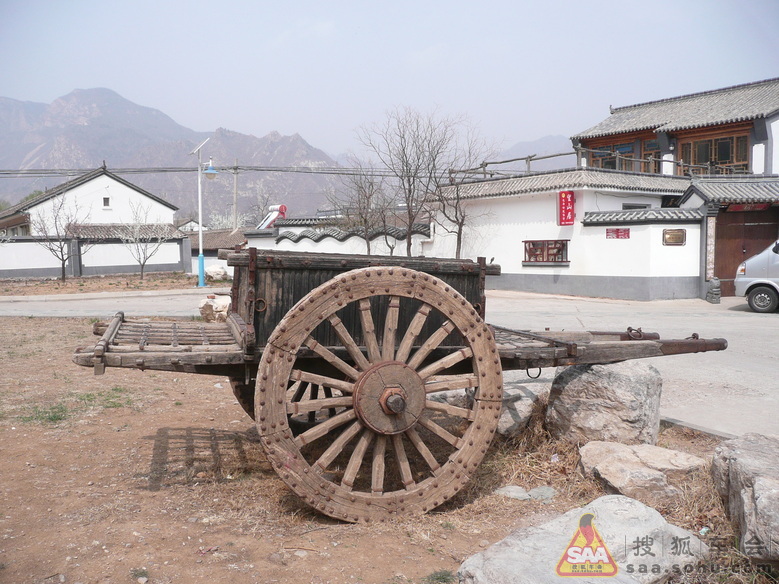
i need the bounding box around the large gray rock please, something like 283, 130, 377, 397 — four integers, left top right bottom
459, 495, 708, 584
711, 433, 779, 564
579, 441, 706, 505
546, 362, 662, 445
497, 378, 551, 438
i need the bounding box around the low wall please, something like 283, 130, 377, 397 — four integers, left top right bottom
0, 237, 191, 279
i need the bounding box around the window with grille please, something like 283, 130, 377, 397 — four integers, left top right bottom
523, 240, 570, 265
679, 133, 749, 174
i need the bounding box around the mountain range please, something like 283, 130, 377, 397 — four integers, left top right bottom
0, 88, 340, 220
0, 88, 575, 222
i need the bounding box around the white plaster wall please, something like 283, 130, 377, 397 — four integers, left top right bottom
191, 257, 234, 277
427, 189, 699, 278
0, 241, 62, 269
752, 143, 766, 175
82, 242, 181, 267
29, 175, 175, 235
771, 116, 779, 175
647, 224, 700, 276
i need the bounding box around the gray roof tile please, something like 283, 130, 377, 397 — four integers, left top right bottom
71, 223, 184, 239
583, 208, 704, 225
573, 78, 779, 140
686, 176, 779, 204
441, 168, 690, 200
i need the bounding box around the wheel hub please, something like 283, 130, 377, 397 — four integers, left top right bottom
353, 361, 425, 435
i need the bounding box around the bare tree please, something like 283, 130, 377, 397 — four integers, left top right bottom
359, 106, 463, 256
434, 128, 497, 259
29, 196, 94, 281
246, 188, 274, 228
329, 156, 392, 254
118, 201, 176, 280
208, 210, 252, 230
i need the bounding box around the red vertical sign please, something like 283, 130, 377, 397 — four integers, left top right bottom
558, 191, 575, 226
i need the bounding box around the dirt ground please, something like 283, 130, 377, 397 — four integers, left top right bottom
0, 304, 751, 583
0, 272, 201, 296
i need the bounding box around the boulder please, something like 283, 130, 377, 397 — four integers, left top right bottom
546, 361, 662, 445
199, 295, 231, 322
579, 441, 706, 505
711, 433, 779, 565
205, 264, 229, 281
459, 495, 708, 584
496, 373, 552, 437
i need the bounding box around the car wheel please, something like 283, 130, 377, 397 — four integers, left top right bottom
747, 286, 779, 313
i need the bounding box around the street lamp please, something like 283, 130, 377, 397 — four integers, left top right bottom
189, 138, 219, 287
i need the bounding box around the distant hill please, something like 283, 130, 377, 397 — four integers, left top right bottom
496, 135, 576, 173
0, 88, 339, 220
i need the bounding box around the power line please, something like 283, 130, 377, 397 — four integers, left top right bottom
0, 165, 402, 179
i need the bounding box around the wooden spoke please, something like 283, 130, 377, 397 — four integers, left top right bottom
407, 320, 456, 370
417, 347, 473, 380
405, 427, 441, 473
294, 409, 357, 448
371, 435, 387, 494
290, 369, 354, 393
304, 337, 361, 380
391, 433, 414, 488
322, 385, 337, 418
307, 383, 319, 423
381, 296, 400, 362
341, 429, 374, 490
359, 298, 381, 363
417, 415, 464, 449
424, 399, 475, 420
286, 396, 353, 415
328, 314, 371, 371
395, 304, 431, 363
424, 374, 478, 393
286, 379, 306, 402
315, 420, 363, 471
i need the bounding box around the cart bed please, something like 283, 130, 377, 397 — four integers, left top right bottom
74, 313, 726, 375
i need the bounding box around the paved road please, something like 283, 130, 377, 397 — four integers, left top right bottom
0, 287, 775, 437
487, 290, 777, 438
0, 287, 230, 318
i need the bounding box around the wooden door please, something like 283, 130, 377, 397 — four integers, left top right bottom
715, 207, 779, 295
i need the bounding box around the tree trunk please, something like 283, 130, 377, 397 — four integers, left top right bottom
60, 260, 67, 282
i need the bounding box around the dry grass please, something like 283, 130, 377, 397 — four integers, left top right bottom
0, 271, 220, 295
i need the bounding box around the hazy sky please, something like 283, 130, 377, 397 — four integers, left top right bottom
2, 0, 778, 157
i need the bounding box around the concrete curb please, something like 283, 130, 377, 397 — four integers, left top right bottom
660, 417, 737, 440
0, 287, 231, 303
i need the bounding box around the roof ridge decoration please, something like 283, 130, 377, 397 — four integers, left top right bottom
277, 224, 431, 244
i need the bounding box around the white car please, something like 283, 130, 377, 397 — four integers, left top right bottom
734, 240, 779, 313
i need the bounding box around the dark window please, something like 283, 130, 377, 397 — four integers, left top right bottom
523, 240, 569, 264
590, 143, 634, 170
103, 197, 110, 207
679, 133, 749, 174
716, 138, 733, 164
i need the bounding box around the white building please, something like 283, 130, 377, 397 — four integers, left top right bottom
426, 168, 702, 300
0, 166, 177, 235
0, 166, 190, 278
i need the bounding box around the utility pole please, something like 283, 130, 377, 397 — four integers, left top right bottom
232, 159, 238, 231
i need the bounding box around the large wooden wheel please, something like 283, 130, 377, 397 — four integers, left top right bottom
256, 266, 503, 522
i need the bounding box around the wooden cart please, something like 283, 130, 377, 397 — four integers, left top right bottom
73, 249, 727, 522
